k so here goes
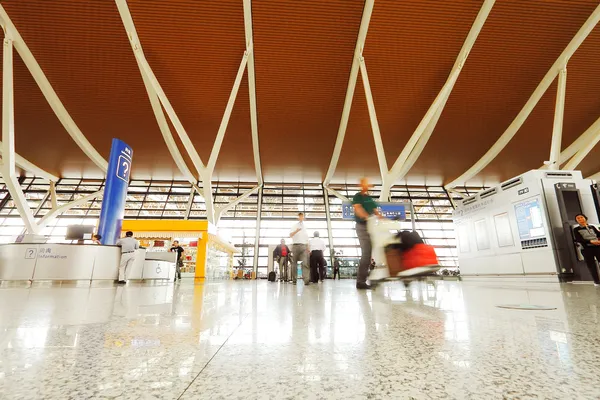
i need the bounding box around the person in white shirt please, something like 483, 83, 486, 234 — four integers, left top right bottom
116, 231, 139, 284
309, 231, 327, 282
290, 212, 310, 285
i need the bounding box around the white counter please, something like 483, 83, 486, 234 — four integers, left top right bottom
0, 244, 175, 281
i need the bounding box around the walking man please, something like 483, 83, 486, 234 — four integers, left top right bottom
309, 231, 327, 282
333, 258, 341, 280
170, 240, 185, 282
352, 178, 383, 290
116, 231, 139, 284
273, 239, 291, 282
290, 212, 309, 285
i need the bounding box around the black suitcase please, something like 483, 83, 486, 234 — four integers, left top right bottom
268, 271, 276, 282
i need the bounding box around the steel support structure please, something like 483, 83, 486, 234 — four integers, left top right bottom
252, 186, 263, 278
116, 0, 263, 225
379, 0, 495, 200
325, 187, 349, 203
1, 37, 37, 233
0, 5, 107, 171
0, 142, 59, 182
553, 115, 600, 168
214, 185, 260, 223
563, 121, 600, 170
243, 0, 264, 185
547, 68, 567, 170
323, 0, 375, 187
37, 190, 103, 230
323, 186, 336, 264
447, 4, 600, 188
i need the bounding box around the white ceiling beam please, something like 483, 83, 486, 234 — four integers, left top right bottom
587, 171, 600, 182
0, 5, 107, 172
556, 115, 600, 167
214, 184, 260, 223
115, 0, 201, 189
547, 68, 567, 170
0, 141, 59, 182
243, 0, 263, 185
359, 57, 388, 181
382, 0, 495, 199
37, 190, 103, 230
563, 120, 600, 170
323, 0, 375, 186
447, 4, 600, 188
1, 37, 37, 233
207, 53, 249, 173
115, 0, 205, 179
325, 187, 349, 203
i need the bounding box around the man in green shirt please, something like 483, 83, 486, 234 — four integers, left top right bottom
352, 177, 382, 289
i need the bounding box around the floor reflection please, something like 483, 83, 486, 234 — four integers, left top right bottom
1, 279, 600, 399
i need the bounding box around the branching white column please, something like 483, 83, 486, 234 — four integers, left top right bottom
243, 0, 263, 185
447, 4, 600, 188
359, 57, 388, 181
0, 5, 107, 171
37, 190, 103, 230
556, 115, 600, 168
548, 68, 567, 170
381, 0, 495, 200
323, 0, 375, 186
1, 37, 38, 233
563, 123, 600, 170
0, 141, 59, 182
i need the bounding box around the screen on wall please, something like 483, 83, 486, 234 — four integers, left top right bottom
514, 197, 546, 241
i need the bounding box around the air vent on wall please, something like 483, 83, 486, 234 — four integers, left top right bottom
462, 196, 477, 205
545, 172, 573, 179
501, 177, 523, 191
480, 188, 498, 199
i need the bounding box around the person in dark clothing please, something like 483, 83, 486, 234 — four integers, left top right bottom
333, 258, 341, 280
352, 178, 383, 290
170, 240, 185, 282
273, 239, 291, 282
573, 214, 600, 286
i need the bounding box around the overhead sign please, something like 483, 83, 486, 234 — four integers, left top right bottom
98, 138, 134, 245
342, 202, 407, 220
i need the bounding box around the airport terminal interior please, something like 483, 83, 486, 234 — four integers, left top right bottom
2, 0, 600, 399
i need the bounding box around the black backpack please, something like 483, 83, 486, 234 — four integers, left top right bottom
268, 271, 276, 282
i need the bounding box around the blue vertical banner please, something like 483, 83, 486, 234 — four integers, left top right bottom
98, 139, 133, 245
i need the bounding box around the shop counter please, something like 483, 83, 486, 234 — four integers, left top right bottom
0, 244, 176, 281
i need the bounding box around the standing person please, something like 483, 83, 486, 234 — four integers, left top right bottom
116, 231, 139, 285
573, 214, 600, 286
333, 258, 341, 280
290, 212, 310, 285
170, 240, 185, 282
352, 178, 383, 290
309, 231, 327, 282
273, 239, 291, 282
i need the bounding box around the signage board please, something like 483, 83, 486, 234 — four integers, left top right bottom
341, 202, 407, 220
98, 138, 133, 245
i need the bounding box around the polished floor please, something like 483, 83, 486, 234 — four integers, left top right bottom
1, 278, 600, 399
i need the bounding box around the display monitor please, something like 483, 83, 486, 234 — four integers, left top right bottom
514, 197, 546, 241
65, 225, 95, 241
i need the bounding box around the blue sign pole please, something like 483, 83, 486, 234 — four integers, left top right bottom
97, 139, 133, 245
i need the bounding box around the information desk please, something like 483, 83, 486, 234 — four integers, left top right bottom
0, 244, 176, 281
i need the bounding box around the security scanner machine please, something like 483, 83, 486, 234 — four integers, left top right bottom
453, 170, 598, 281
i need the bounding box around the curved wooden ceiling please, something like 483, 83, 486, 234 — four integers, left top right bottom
1, 0, 600, 185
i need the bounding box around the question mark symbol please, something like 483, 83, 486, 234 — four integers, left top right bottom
28, 249, 34, 258
122, 161, 129, 177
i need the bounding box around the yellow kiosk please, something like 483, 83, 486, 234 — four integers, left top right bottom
120, 220, 238, 280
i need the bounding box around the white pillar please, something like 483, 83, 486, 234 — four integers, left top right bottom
548, 68, 567, 170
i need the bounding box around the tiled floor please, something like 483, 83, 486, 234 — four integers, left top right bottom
1, 278, 600, 399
